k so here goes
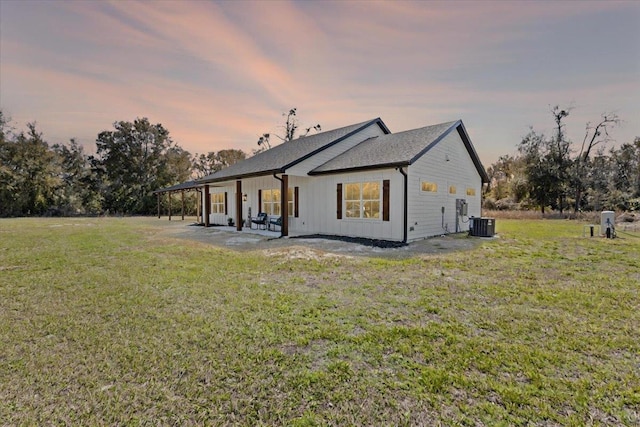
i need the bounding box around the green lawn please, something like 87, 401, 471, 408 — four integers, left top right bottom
1, 217, 638, 426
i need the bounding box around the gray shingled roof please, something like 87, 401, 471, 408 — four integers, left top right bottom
310, 120, 489, 182
310, 121, 457, 173
197, 118, 388, 184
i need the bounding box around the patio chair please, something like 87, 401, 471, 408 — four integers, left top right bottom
251, 212, 268, 230
268, 216, 282, 231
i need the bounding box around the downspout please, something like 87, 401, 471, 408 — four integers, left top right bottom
273, 172, 284, 238
396, 167, 408, 243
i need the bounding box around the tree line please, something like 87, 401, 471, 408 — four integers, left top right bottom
0, 111, 244, 217
484, 106, 639, 213
1, 106, 638, 218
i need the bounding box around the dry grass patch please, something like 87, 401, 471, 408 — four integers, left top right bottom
263, 246, 351, 261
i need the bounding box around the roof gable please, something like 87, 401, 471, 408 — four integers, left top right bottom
197, 118, 389, 184
309, 120, 489, 182
454, 121, 490, 183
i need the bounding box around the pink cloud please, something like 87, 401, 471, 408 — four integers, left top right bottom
102, 1, 300, 104
1, 0, 637, 165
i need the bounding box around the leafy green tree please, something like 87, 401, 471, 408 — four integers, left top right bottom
513, 106, 624, 213
160, 146, 193, 185
191, 152, 217, 178
518, 129, 558, 213
484, 154, 530, 211
52, 139, 102, 214
512, 107, 573, 213
607, 137, 640, 210
94, 118, 191, 214
0, 111, 17, 215
0, 118, 61, 216
191, 149, 246, 178
548, 106, 573, 212
216, 149, 246, 169
581, 150, 611, 211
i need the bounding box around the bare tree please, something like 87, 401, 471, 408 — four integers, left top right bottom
578, 113, 620, 162
256, 108, 321, 152
573, 112, 620, 212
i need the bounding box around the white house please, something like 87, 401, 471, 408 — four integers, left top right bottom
194, 118, 489, 243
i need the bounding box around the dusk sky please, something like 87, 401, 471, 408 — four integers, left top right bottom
1, 0, 639, 166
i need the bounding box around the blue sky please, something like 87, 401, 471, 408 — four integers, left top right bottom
1, 0, 638, 165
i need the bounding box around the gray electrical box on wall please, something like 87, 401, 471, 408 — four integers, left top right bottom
456, 199, 468, 216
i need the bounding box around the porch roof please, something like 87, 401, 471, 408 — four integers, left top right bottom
153, 180, 200, 194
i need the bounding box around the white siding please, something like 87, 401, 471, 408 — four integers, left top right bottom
285, 124, 388, 176
406, 130, 482, 241
298, 169, 404, 241
237, 175, 282, 226
199, 124, 484, 243
205, 184, 236, 225
213, 175, 305, 230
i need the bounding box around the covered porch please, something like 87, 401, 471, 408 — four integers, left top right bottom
200, 174, 294, 237
208, 225, 286, 239
153, 180, 203, 222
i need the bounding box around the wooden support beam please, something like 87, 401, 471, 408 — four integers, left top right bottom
168, 192, 172, 220
235, 180, 242, 231
181, 190, 185, 221
281, 174, 288, 236
157, 193, 160, 218
197, 190, 202, 223
204, 185, 210, 227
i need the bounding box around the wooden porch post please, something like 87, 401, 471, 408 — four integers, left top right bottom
236, 180, 242, 231
197, 190, 202, 223
168, 192, 172, 220
181, 190, 185, 221
281, 174, 288, 236
157, 193, 160, 218
204, 185, 210, 227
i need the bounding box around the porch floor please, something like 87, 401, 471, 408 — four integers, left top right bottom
210, 225, 302, 238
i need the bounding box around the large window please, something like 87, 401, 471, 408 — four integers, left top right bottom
211, 193, 225, 214
262, 188, 296, 216
287, 187, 294, 217
345, 182, 380, 219
262, 189, 281, 216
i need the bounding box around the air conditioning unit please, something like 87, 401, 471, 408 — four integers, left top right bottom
469, 217, 495, 237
